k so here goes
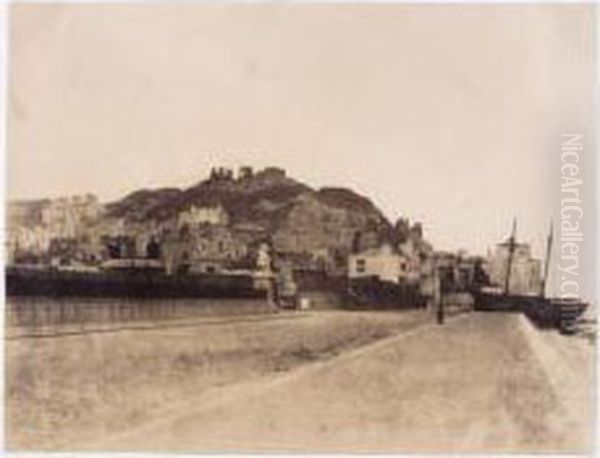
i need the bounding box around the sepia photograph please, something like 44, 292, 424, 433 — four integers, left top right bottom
3, 2, 597, 455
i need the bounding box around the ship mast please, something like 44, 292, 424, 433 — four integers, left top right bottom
503, 218, 517, 296
540, 220, 553, 298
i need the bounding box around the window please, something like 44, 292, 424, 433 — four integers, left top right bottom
356, 258, 366, 273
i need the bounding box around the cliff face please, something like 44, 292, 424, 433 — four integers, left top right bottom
272, 193, 386, 255
8, 195, 103, 236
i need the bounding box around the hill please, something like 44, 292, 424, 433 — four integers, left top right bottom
7, 167, 411, 263
105, 167, 390, 255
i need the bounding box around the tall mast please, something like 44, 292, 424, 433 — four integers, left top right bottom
503, 217, 517, 296
540, 219, 553, 298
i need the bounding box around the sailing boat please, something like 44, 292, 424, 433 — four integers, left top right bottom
474, 218, 524, 311
540, 219, 553, 298
473, 219, 587, 331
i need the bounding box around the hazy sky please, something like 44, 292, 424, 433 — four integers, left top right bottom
8, 4, 594, 263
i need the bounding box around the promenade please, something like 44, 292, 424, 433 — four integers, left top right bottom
101, 312, 594, 453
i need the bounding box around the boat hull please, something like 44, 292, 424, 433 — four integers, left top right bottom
473, 291, 587, 330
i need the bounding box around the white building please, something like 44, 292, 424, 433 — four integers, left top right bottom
486, 241, 541, 296
177, 205, 229, 228
348, 243, 411, 284
397, 237, 430, 284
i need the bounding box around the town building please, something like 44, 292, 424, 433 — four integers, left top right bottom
348, 243, 411, 284
177, 205, 229, 228
398, 236, 429, 284
162, 224, 247, 275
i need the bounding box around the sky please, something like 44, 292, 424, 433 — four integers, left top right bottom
7, 4, 595, 284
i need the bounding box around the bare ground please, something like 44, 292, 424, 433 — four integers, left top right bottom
7, 310, 593, 453
96, 313, 595, 453
7, 308, 428, 450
